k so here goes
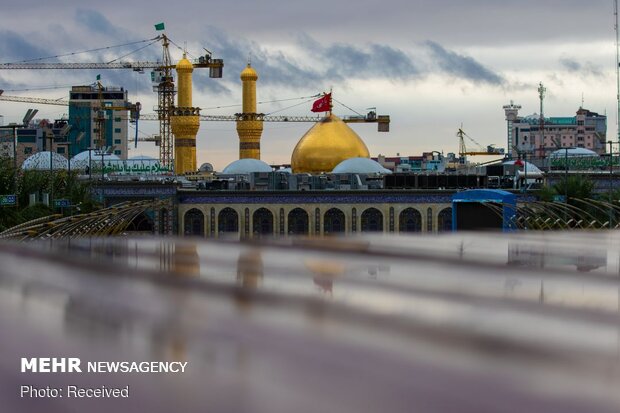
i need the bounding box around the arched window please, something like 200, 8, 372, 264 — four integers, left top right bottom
218, 208, 239, 233
361, 208, 383, 232
438, 207, 453, 232
399, 208, 422, 232
253, 208, 274, 236
324, 208, 346, 234
184, 208, 204, 236
288, 208, 309, 235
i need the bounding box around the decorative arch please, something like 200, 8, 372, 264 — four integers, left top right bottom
218, 207, 239, 233
438, 207, 453, 232
288, 208, 309, 235
184, 208, 205, 236
361, 207, 383, 232
126, 212, 154, 233
324, 208, 346, 234
253, 208, 274, 236
399, 208, 422, 233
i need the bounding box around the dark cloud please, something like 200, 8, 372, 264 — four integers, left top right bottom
202, 27, 418, 91
559, 57, 604, 78
75, 9, 117, 37
0, 31, 49, 63
425, 41, 504, 85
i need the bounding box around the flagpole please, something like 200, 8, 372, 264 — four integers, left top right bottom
329, 87, 333, 116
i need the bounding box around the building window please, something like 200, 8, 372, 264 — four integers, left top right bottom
114, 128, 121, 134
218, 208, 239, 233
24, 147, 33, 154
114, 117, 122, 122
56, 147, 65, 154
114, 150, 121, 155
114, 139, 122, 144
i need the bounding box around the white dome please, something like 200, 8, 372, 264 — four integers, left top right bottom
70, 150, 120, 170
332, 157, 392, 174
221, 159, 272, 174
549, 148, 598, 158
22, 152, 68, 170
502, 160, 543, 174
277, 167, 292, 174
125, 155, 156, 167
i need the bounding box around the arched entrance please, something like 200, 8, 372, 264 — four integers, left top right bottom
399, 208, 422, 233
361, 208, 383, 232
184, 208, 204, 236
438, 207, 453, 232
288, 208, 309, 235
253, 208, 274, 236
324, 208, 346, 234
218, 207, 239, 234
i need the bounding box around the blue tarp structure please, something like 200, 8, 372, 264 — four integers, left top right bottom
452, 189, 517, 232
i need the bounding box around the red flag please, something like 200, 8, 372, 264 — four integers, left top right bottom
514, 159, 524, 167
311, 93, 331, 113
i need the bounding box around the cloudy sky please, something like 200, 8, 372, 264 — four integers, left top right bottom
0, 0, 618, 169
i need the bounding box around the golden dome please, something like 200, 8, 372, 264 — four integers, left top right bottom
176, 54, 193, 72
291, 114, 370, 174
240, 63, 258, 81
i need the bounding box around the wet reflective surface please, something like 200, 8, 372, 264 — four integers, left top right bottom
1, 232, 619, 412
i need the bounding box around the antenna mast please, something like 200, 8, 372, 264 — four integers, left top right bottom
614, 0, 620, 144
538, 82, 546, 158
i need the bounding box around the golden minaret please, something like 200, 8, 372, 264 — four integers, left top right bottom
236, 63, 263, 159
171, 53, 200, 174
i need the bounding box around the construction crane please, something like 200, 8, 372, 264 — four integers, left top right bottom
0, 93, 389, 146
457, 127, 504, 164
0, 34, 224, 169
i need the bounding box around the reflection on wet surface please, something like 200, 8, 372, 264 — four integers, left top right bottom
0, 232, 619, 413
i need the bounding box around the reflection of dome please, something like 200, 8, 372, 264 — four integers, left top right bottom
70, 151, 120, 170
240, 63, 258, 81
332, 157, 392, 174
222, 159, 272, 174
22, 152, 68, 170
199, 162, 214, 172
291, 114, 370, 174
549, 148, 598, 158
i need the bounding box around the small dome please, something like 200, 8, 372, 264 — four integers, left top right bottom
22, 151, 68, 170
199, 162, 214, 172
70, 151, 120, 170
503, 160, 543, 174
291, 114, 370, 174
176, 54, 193, 72
332, 157, 392, 174
549, 148, 598, 158
240, 63, 258, 81
222, 159, 272, 174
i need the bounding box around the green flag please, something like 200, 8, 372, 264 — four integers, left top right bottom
154, 22, 165, 31
96, 74, 101, 80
